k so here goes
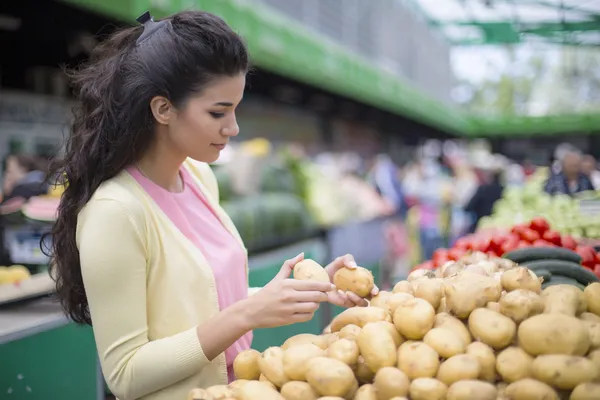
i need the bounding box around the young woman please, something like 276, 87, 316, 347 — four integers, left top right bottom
46, 10, 376, 400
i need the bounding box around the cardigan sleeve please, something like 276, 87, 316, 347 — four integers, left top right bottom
77, 198, 210, 399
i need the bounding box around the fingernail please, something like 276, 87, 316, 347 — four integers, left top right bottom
337, 289, 345, 296
348, 261, 358, 268
329, 284, 336, 291
296, 252, 304, 259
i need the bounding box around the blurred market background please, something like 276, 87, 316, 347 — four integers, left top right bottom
2, 0, 600, 398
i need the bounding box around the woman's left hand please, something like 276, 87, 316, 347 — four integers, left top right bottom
324, 254, 379, 308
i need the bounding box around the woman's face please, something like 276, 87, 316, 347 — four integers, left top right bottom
166, 73, 246, 164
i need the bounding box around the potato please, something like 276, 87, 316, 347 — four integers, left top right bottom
501, 267, 542, 293
588, 349, 600, 372
496, 382, 508, 400
392, 298, 435, 340
423, 328, 465, 359
327, 338, 359, 366
370, 291, 392, 310
486, 301, 500, 312
409, 378, 448, 400
338, 324, 362, 341
188, 388, 214, 400
496, 347, 533, 383
415, 278, 445, 309
330, 307, 390, 332
392, 280, 414, 295
305, 357, 357, 397
233, 349, 262, 380
408, 268, 435, 282
357, 322, 397, 373
434, 313, 472, 345
354, 355, 375, 384
499, 289, 544, 323
323, 333, 339, 347
283, 343, 325, 381
580, 312, 600, 323
518, 314, 590, 356
353, 384, 377, 400
436, 354, 481, 386
436, 297, 447, 313
542, 284, 587, 315
259, 374, 277, 391
373, 367, 409, 399
333, 267, 375, 298
387, 293, 414, 315
439, 261, 464, 278
280, 381, 318, 400
316, 397, 344, 400
446, 380, 497, 400
444, 273, 502, 318
465, 342, 496, 382
236, 381, 284, 400
397, 341, 440, 379
258, 347, 289, 388
504, 379, 558, 400
532, 355, 598, 390
583, 320, 600, 350
585, 283, 600, 316
468, 308, 516, 350
371, 320, 403, 347
570, 383, 600, 400
283, 334, 327, 350
206, 385, 234, 398
293, 259, 330, 282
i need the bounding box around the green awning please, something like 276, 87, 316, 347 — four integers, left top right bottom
59, 0, 600, 138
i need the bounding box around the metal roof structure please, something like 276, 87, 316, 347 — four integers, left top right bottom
408, 0, 600, 47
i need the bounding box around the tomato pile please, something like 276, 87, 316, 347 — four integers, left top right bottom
416, 217, 600, 278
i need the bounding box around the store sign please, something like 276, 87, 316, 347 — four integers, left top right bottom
0, 91, 73, 124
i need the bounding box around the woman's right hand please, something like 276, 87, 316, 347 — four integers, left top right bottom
246, 253, 334, 329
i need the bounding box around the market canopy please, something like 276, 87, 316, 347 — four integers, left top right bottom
59, 0, 600, 137
409, 0, 600, 47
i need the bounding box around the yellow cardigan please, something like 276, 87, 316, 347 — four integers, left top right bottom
77, 159, 248, 400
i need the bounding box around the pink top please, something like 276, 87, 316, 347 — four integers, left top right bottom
127, 166, 252, 382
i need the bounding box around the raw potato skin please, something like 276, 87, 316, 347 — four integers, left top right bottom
444, 273, 502, 318
409, 378, 448, 400
372, 320, 403, 347
589, 349, 600, 372
436, 354, 481, 386
468, 308, 516, 350
582, 320, 600, 350
446, 380, 497, 400
305, 357, 357, 397
333, 267, 375, 298
206, 385, 234, 398
282, 334, 327, 350
423, 328, 466, 359
330, 307, 390, 332
352, 384, 377, 400
236, 381, 285, 400
354, 356, 375, 384
580, 312, 600, 323
392, 298, 435, 340
496, 347, 534, 383
338, 324, 362, 341
259, 375, 278, 391
542, 285, 585, 316
369, 291, 392, 310
504, 379, 558, 400
373, 367, 410, 399
501, 267, 542, 293
531, 355, 598, 390
397, 341, 440, 380
258, 347, 289, 388
415, 278, 445, 309
499, 289, 544, 323
357, 322, 398, 373
584, 283, 600, 316
233, 349, 262, 380
434, 313, 472, 346
392, 280, 414, 295
570, 382, 600, 400
187, 388, 213, 400
283, 343, 325, 381
326, 338, 360, 366
486, 301, 501, 313
465, 342, 496, 382
517, 314, 590, 356
293, 259, 330, 282
387, 293, 414, 315
280, 381, 318, 400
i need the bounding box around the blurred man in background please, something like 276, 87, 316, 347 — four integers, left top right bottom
581, 154, 600, 190
544, 150, 594, 195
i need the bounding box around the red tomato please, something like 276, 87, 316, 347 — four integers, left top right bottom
561, 236, 577, 250
594, 264, 600, 279
448, 248, 465, 261
511, 224, 528, 236
473, 238, 492, 253
596, 252, 600, 264
519, 228, 541, 243
500, 236, 520, 255
542, 230, 562, 246
490, 236, 507, 252
453, 237, 471, 251
576, 246, 596, 268
432, 249, 450, 268
529, 217, 550, 234
517, 240, 531, 249
412, 260, 434, 271
532, 239, 553, 248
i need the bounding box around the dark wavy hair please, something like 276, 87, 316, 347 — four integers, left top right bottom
44, 11, 249, 325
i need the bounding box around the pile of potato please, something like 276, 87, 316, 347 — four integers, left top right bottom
189, 253, 600, 400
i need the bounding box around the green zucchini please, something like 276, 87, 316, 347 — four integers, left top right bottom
541, 275, 585, 291
503, 247, 582, 264
522, 259, 598, 286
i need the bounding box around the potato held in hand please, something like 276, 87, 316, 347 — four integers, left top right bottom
293, 259, 330, 282
333, 266, 374, 298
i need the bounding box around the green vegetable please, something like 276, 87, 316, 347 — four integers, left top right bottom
503, 247, 582, 264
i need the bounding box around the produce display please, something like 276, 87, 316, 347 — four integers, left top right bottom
419, 217, 600, 279
0, 265, 32, 285
188, 255, 600, 400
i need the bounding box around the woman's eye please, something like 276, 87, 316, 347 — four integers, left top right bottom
209, 112, 225, 119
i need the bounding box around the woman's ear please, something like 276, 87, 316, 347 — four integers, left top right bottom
149, 96, 174, 125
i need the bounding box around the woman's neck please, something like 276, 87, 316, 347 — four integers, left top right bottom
137, 142, 186, 193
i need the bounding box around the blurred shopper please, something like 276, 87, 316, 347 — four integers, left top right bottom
581, 154, 600, 190
367, 154, 407, 218
464, 163, 504, 234
544, 151, 594, 195
1, 154, 49, 203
